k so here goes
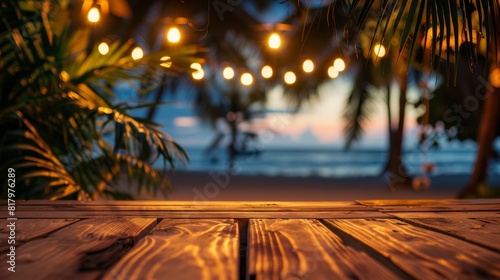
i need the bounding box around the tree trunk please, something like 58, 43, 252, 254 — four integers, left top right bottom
384, 76, 411, 189
460, 79, 500, 197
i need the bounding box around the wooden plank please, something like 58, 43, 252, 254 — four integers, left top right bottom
402, 217, 500, 251
356, 199, 500, 206
4, 201, 371, 212
0, 218, 156, 280
0, 219, 78, 252
388, 211, 500, 219
325, 219, 500, 279
364, 204, 500, 212
3, 210, 391, 219
247, 219, 401, 280
103, 219, 239, 280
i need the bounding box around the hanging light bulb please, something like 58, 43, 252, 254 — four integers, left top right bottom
192, 69, 204, 80
131, 47, 143, 60
268, 32, 281, 49
98, 42, 109, 55
241, 73, 253, 86
302, 59, 314, 73
261, 65, 273, 79
167, 27, 181, 43
223, 67, 235, 80
284, 71, 296, 84
333, 58, 346, 72
328, 66, 339, 79
87, 7, 100, 23
373, 44, 386, 57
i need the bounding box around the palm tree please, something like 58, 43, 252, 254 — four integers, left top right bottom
0, 0, 198, 199
345, 0, 500, 197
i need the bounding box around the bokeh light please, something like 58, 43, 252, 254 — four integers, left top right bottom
302, 59, 314, 73
333, 58, 345, 72
328, 66, 339, 78
261, 65, 273, 78
268, 32, 281, 49
98, 42, 109, 55
241, 73, 253, 86
373, 44, 386, 57
131, 47, 143, 60
284, 71, 296, 84
87, 7, 100, 23
167, 27, 181, 43
223, 67, 235, 80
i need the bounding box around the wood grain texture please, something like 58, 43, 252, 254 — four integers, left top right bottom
0, 218, 156, 280
363, 204, 500, 212
103, 219, 239, 280
356, 199, 500, 206
3, 210, 390, 219
247, 219, 400, 280
388, 211, 500, 219
0, 219, 78, 252
325, 219, 500, 279
403, 217, 500, 251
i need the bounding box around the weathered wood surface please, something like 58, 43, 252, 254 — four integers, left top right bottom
103, 219, 239, 280
401, 217, 500, 251
357, 199, 500, 206
0, 218, 156, 280
387, 211, 500, 219
1, 210, 390, 219
325, 218, 500, 279
0, 219, 78, 252
0, 200, 499, 279
247, 219, 401, 280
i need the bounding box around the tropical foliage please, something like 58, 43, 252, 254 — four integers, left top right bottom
0, 0, 198, 200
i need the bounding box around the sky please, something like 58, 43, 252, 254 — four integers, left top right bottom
147, 75, 427, 150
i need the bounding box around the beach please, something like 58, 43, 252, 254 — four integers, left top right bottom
117, 171, 500, 201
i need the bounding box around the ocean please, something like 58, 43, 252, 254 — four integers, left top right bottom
177, 148, 500, 178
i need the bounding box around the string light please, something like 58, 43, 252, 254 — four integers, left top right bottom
167, 27, 181, 43
333, 58, 345, 71
160, 56, 172, 68
284, 71, 296, 84
191, 63, 204, 80
302, 59, 314, 73
87, 7, 100, 23
98, 42, 109, 55
373, 44, 386, 57
261, 65, 273, 79
328, 66, 339, 79
241, 73, 253, 86
223, 67, 235, 80
268, 32, 281, 49
131, 47, 143, 60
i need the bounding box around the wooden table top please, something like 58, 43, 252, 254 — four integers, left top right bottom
1, 199, 499, 279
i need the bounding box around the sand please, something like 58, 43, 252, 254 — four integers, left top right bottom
116, 171, 500, 201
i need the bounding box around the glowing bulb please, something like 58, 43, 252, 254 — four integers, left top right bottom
192, 69, 204, 80
98, 42, 109, 55
491, 68, 500, 88
333, 58, 345, 72
373, 44, 386, 57
190, 62, 202, 70
328, 66, 339, 78
131, 47, 143, 60
268, 32, 281, 49
284, 71, 296, 84
167, 27, 181, 43
261, 65, 273, 79
160, 56, 172, 68
223, 67, 235, 80
302, 59, 314, 73
240, 73, 253, 86
87, 7, 100, 23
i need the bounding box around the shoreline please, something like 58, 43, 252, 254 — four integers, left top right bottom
115, 171, 500, 201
